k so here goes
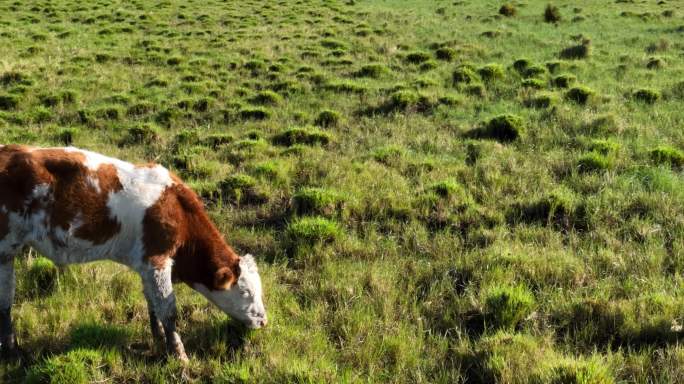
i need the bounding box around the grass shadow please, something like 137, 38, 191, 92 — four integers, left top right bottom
69, 322, 132, 350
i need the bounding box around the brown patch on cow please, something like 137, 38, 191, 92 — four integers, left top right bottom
0, 145, 54, 214
0, 146, 123, 246
72, 163, 123, 244
143, 182, 241, 290
213, 267, 236, 290
95, 163, 123, 193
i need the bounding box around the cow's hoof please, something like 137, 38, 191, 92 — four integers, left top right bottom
163, 343, 189, 363
165, 350, 189, 364
173, 345, 189, 364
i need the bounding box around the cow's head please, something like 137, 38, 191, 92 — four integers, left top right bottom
194, 254, 267, 329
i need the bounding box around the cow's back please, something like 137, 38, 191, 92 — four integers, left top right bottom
0, 145, 175, 268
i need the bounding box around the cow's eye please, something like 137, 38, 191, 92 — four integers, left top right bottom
241, 290, 250, 298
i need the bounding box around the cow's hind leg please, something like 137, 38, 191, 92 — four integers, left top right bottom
0, 253, 18, 359
140, 263, 188, 362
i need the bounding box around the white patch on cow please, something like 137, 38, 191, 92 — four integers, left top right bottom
30, 183, 50, 200
63, 146, 134, 173
86, 175, 101, 193
154, 258, 174, 299
106, 164, 173, 268
193, 254, 267, 329
140, 260, 176, 320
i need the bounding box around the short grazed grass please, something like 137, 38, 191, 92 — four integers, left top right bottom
1, 0, 684, 382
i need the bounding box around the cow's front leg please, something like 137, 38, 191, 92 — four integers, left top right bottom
143, 289, 166, 345
0, 257, 18, 359
140, 264, 188, 362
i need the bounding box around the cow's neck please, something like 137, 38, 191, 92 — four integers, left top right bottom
171, 194, 240, 287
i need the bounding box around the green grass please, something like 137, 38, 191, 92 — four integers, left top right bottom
1, 0, 684, 382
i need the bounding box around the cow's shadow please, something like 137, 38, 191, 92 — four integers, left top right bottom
181, 317, 250, 359
13, 318, 249, 366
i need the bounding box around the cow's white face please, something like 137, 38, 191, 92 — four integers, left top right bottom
194, 254, 267, 329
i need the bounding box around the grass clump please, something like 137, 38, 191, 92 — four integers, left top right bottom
552, 74, 576, 88
484, 284, 535, 331
560, 40, 591, 59
292, 187, 343, 216
25, 257, 59, 297
509, 188, 584, 229
314, 109, 341, 127
286, 216, 341, 245
521, 78, 546, 89
55, 127, 79, 146
544, 4, 562, 23
435, 47, 456, 61
320, 38, 346, 50
477, 63, 505, 81
587, 139, 619, 155
452, 65, 479, 85
95, 106, 122, 120
429, 180, 465, 199
650, 146, 684, 168
646, 57, 665, 70
373, 145, 405, 166
202, 133, 234, 149
460, 332, 548, 383
468, 114, 525, 142
565, 86, 595, 104
632, 88, 660, 104
499, 4, 517, 17
324, 80, 368, 94
405, 51, 431, 64
355, 63, 390, 78
126, 101, 155, 116
523, 65, 547, 78
513, 58, 532, 73
541, 359, 614, 384
273, 127, 332, 147
419, 60, 438, 71
29, 106, 53, 123
218, 174, 267, 204
238, 106, 270, 120
387, 90, 420, 110
119, 123, 160, 146
0, 71, 30, 86
39, 91, 77, 107
523, 93, 558, 108
0, 94, 20, 110
250, 160, 284, 181
249, 90, 282, 106
577, 152, 613, 173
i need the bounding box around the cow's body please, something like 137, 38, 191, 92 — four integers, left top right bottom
0, 145, 266, 361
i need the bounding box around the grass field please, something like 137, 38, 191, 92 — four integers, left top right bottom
1, 0, 684, 382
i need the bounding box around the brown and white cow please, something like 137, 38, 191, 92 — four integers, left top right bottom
0, 145, 266, 361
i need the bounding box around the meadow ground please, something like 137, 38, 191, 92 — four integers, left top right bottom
1, 0, 684, 382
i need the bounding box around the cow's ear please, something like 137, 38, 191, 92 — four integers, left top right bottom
214, 266, 237, 290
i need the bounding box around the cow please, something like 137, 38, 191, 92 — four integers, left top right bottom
0, 144, 267, 361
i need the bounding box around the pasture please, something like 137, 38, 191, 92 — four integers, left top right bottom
1, 0, 684, 382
